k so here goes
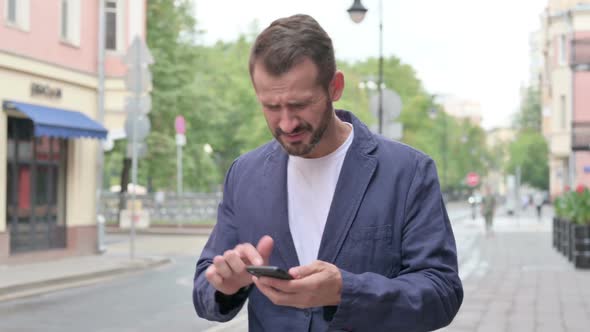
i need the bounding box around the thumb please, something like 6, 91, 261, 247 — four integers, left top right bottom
256, 235, 274, 265
289, 261, 322, 279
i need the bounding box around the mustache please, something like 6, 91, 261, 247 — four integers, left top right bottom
275, 123, 312, 136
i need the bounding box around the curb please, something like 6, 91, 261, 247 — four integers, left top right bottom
0, 257, 171, 302
106, 226, 213, 236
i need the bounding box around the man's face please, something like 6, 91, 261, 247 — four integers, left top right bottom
252, 58, 334, 158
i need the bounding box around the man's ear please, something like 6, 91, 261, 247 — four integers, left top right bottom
329, 71, 345, 102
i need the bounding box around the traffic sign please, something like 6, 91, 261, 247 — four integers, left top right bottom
175, 115, 186, 135
383, 122, 403, 140
123, 36, 154, 66
370, 89, 403, 121
124, 112, 151, 142
125, 68, 152, 92
126, 142, 147, 158
466, 172, 480, 187
125, 95, 152, 114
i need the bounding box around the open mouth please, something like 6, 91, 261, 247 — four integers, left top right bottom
283, 131, 306, 143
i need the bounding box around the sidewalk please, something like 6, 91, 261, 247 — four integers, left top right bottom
442, 209, 590, 332
0, 253, 171, 302
0, 231, 215, 302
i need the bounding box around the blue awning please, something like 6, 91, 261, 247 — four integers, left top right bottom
3, 100, 107, 140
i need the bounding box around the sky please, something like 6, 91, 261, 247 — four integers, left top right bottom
192, 0, 548, 129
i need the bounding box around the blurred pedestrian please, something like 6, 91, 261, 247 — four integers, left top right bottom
533, 191, 544, 220
481, 186, 496, 236
192, 14, 463, 332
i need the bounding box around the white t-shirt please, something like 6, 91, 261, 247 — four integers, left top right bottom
287, 123, 354, 266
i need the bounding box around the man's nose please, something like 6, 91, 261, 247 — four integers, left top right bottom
278, 110, 300, 134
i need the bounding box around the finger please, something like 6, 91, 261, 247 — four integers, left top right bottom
256, 276, 296, 294
213, 255, 232, 279
256, 236, 274, 265
205, 265, 224, 288
224, 250, 246, 274
236, 243, 264, 266
253, 277, 293, 306
289, 260, 323, 279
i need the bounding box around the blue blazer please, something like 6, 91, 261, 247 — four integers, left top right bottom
193, 110, 463, 332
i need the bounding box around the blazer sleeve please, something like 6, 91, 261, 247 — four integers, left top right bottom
192, 160, 247, 322
329, 156, 463, 332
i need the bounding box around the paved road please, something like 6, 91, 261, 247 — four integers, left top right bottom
0, 235, 227, 332
0, 203, 518, 332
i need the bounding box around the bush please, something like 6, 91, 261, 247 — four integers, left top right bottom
554, 185, 590, 225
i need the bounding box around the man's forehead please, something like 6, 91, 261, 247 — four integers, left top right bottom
253, 58, 319, 80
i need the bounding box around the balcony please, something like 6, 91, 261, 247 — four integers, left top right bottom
572, 122, 590, 151
571, 38, 590, 69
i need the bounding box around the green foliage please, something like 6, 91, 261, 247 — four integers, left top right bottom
506, 131, 549, 190
514, 87, 542, 132
554, 186, 590, 224
506, 85, 548, 190
104, 7, 497, 194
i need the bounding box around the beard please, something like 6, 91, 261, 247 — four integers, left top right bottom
273, 100, 333, 157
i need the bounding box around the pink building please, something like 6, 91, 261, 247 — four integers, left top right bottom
542, 1, 590, 198
0, 0, 146, 262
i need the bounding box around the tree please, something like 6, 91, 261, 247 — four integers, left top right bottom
514, 86, 542, 132
506, 85, 549, 189
107, 8, 463, 194
506, 131, 549, 189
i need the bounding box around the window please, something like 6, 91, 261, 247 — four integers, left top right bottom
105, 0, 118, 50
61, 0, 68, 39
560, 95, 566, 130
7, 0, 16, 23
60, 0, 80, 45
4, 0, 29, 30
559, 34, 567, 65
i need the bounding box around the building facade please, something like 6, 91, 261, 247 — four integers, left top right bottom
0, 0, 145, 262
438, 95, 483, 127
541, 0, 590, 199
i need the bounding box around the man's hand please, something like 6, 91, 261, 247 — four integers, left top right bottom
252, 260, 342, 309
205, 235, 274, 295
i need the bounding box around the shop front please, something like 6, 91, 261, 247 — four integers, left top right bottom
0, 85, 107, 262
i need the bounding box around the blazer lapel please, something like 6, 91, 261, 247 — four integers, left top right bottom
262, 144, 300, 268
317, 112, 378, 263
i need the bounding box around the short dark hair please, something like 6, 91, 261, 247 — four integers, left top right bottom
249, 14, 336, 90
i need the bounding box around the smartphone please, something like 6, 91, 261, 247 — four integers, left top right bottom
246, 265, 293, 280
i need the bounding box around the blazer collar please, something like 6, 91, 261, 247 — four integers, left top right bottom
262, 110, 378, 267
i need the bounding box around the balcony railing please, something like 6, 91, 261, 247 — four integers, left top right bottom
571, 38, 590, 67
572, 122, 590, 151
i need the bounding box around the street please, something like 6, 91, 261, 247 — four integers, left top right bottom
2, 203, 588, 332
0, 236, 223, 332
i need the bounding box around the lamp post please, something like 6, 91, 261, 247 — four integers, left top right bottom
348, 0, 384, 134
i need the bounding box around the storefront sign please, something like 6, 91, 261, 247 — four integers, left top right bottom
30, 83, 62, 99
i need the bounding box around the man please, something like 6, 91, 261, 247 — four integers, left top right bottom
193, 14, 463, 332
533, 191, 544, 219
481, 186, 496, 237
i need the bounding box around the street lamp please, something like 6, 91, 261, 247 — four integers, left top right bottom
429, 107, 448, 193
348, 0, 384, 134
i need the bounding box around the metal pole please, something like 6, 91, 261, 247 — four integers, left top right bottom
95, 0, 106, 253
377, 0, 384, 134
177, 144, 183, 195
129, 44, 141, 260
